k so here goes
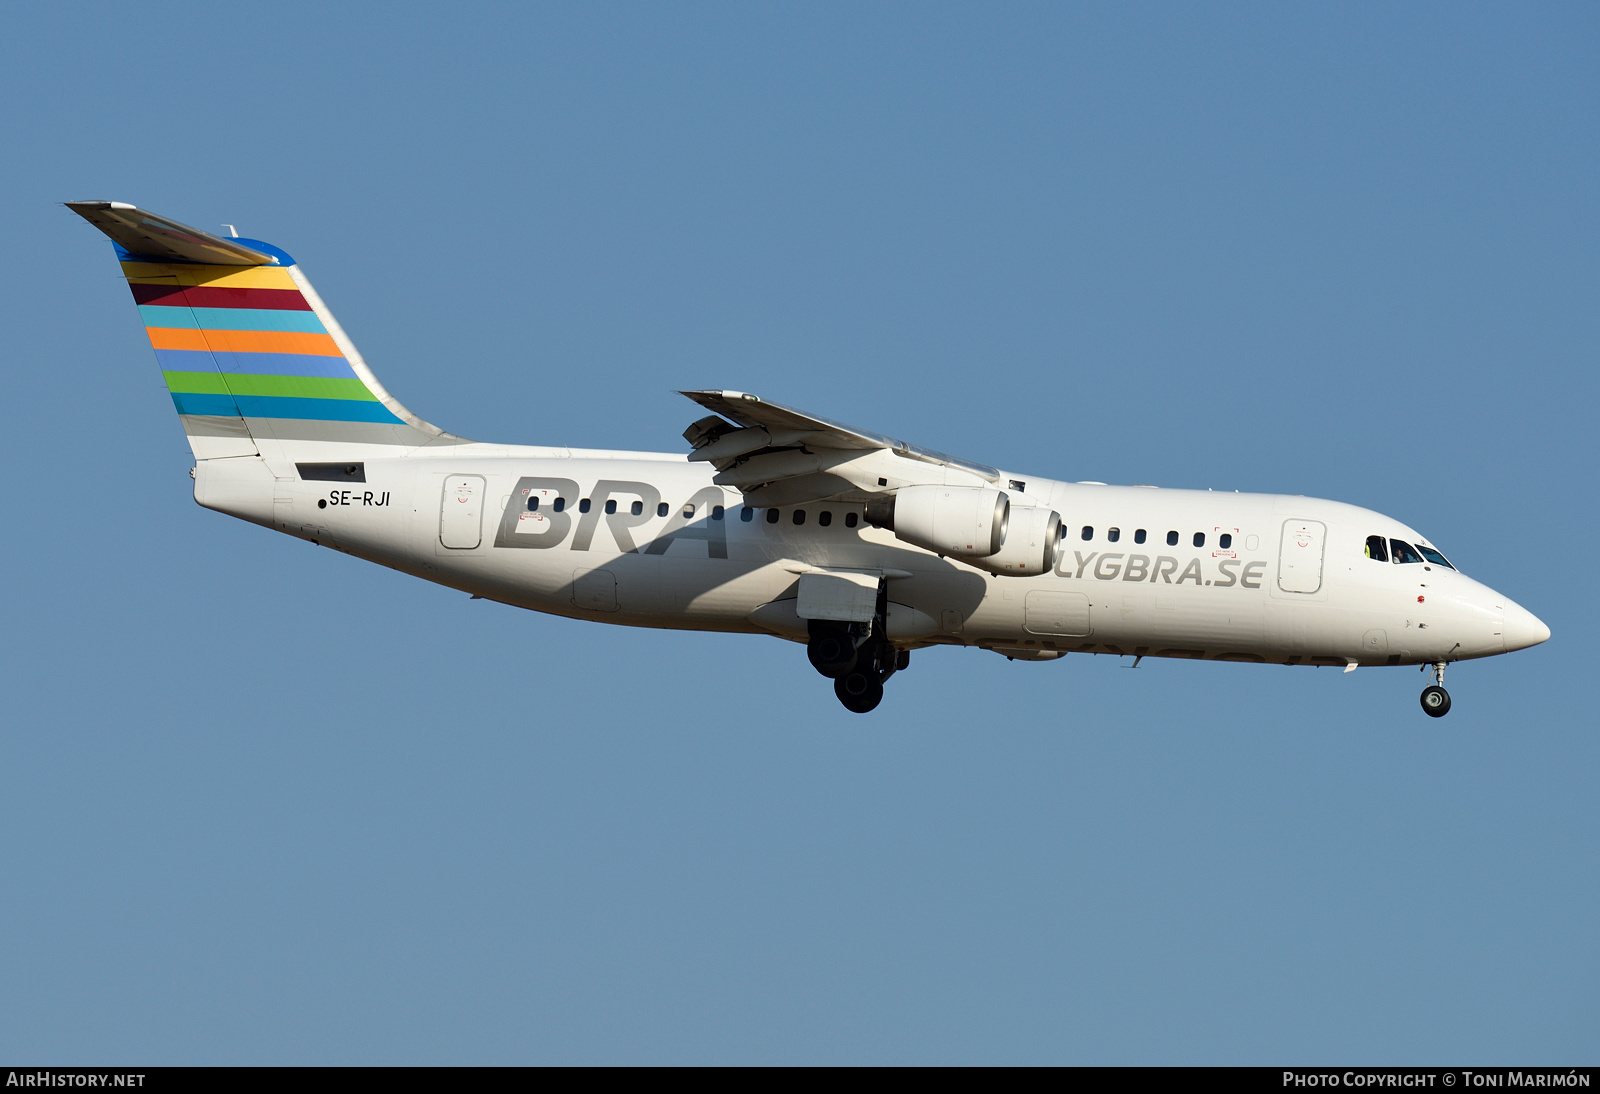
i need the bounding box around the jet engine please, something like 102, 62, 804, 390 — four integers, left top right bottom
865, 485, 1008, 558
970, 505, 1062, 576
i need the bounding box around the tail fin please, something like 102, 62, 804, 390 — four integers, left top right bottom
68, 201, 465, 460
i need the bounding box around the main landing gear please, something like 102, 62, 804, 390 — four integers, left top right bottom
806, 593, 909, 715
832, 643, 910, 714
1420, 661, 1452, 718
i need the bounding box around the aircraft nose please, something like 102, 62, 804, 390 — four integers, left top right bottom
1502, 600, 1551, 652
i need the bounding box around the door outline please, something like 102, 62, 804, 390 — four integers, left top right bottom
1024, 590, 1092, 636
572, 568, 618, 612
439, 475, 486, 549
1277, 518, 1326, 594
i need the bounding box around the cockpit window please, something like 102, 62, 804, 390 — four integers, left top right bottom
1364, 535, 1388, 562
1390, 539, 1424, 564
1415, 544, 1455, 570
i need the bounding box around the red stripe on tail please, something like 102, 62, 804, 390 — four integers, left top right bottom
128, 284, 313, 310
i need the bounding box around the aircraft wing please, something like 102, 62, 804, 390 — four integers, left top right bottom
679, 390, 1000, 507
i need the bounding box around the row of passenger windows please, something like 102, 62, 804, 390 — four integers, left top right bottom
527, 494, 1459, 571
1076, 526, 1233, 550
748, 507, 860, 528
526, 496, 863, 528
527, 496, 727, 520
525, 498, 1247, 548
1366, 535, 1453, 569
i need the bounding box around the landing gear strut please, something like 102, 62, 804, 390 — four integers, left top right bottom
1420, 661, 1451, 718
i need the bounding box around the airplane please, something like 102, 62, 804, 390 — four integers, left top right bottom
67, 201, 1550, 716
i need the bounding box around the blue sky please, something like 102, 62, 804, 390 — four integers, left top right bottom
1, 2, 1594, 1063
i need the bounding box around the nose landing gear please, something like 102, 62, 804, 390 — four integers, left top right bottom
1420, 661, 1452, 718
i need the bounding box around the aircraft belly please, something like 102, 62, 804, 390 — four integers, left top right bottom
1264, 597, 1376, 663
664, 558, 782, 620
1086, 585, 1267, 659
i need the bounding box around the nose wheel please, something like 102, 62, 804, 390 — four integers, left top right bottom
1420, 661, 1452, 718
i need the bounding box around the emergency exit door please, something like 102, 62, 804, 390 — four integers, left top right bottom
1277, 518, 1326, 594
440, 475, 485, 549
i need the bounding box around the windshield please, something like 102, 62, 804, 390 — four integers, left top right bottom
1415, 544, 1455, 570
1390, 539, 1424, 564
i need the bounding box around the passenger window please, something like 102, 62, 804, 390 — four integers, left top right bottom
1391, 539, 1424, 564
1107, 527, 1120, 543
1081, 526, 1094, 541
658, 502, 670, 518
793, 509, 806, 525
579, 498, 591, 514
766, 509, 780, 524
1364, 535, 1388, 562
683, 504, 695, 518
1193, 532, 1205, 547
845, 512, 859, 528
630, 500, 643, 516
712, 505, 724, 521
604, 499, 617, 515
1134, 529, 1146, 544
553, 497, 565, 512
1166, 530, 1178, 546
819, 510, 832, 527
740, 507, 754, 522
1415, 544, 1454, 570
1219, 533, 1232, 549
527, 497, 540, 512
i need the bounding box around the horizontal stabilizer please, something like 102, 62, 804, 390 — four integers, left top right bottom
65, 201, 276, 266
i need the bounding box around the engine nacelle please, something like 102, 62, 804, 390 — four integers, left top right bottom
972, 505, 1062, 576
866, 485, 1009, 558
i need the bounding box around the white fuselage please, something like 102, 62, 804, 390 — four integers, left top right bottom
194, 447, 1547, 669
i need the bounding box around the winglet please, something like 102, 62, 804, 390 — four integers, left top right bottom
65, 201, 278, 266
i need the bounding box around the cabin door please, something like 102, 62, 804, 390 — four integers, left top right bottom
1277, 519, 1326, 594
440, 475, 485, 549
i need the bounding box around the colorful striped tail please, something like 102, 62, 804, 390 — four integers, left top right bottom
69, 201, 464, 460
